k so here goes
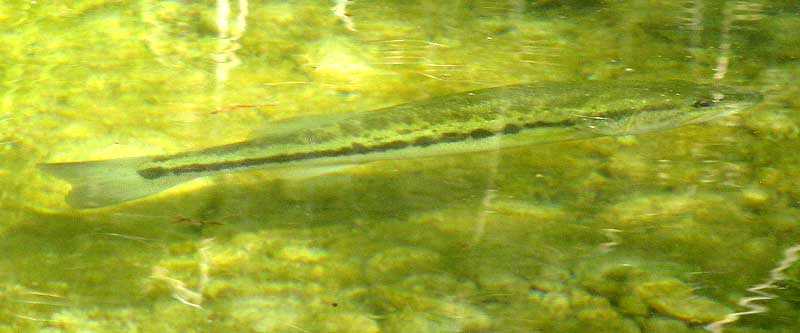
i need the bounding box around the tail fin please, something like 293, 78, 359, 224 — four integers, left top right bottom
38, 157, 194, 209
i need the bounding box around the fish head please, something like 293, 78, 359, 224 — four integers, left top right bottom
697, 84, 763, 115
659, 83, 763, 129
578, 81, 763, 136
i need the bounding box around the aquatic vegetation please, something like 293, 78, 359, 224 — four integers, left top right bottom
225, 296, 304, 333
578, 261, 731, 324
374, 283, 492, 332
364, 246, 442, 284
1, 0, 798, 332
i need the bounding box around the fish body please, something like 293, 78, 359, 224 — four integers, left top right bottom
39, 80, 761, 208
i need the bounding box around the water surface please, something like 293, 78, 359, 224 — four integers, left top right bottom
0, 1, 798, 332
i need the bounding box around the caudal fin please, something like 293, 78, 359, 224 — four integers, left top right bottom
38, 157, 193, 209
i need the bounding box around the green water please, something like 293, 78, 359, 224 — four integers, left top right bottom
1, 0, 798, 332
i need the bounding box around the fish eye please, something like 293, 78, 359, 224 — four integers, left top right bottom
692, 99, 715, 108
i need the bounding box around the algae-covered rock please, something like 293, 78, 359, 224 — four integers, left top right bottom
602, 192, 732, 225
316, 312, 380, 333
618, 293, 649, 316
477, 271, 530, 301
634, 278, 731, 324
738, 185, 772, 209
575, 308, 641, 333
364, 246, 441, 284
226, 296, 304, 333
147, 300, 210, 332
303, 37, 379, 88
641, 317, 690, 333
535, 291, 572, 320
381, 310, 460, 333
398, 273, 477, 300
743, 108, 799, 141
576, 262, 650, 315
527, 288, 640, 333
606, 150, 654, 181
768, 15, 800, 62
275, 245, 329, 263
5, 1, 798, 333
647, 296, 730, 325
577, 261, 733, 323
528, 265, 572, 295
578, 261, 648, 298
486, 199, 566, 221
46, 307, 101, 331
374, 285, 491, 332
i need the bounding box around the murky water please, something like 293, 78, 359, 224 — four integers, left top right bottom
0, 1, 798, 332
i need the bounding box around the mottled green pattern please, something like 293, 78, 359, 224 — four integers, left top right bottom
0, 0, 799, 333
38, 80, 760, 208
147, 80, 760, 173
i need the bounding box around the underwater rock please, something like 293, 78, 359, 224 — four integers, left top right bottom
398, 273, 477, 300
46, 308, 98, 331
147, 300, 211, 332
226, 296, 304, 333
528, 266, 572, 294
206, 246, 250, 275
527, 288, 640, 333
477, 271, 530, 301
364, 246, 441, 284
304, 37, 377, 87
634, 278, 731, 324
606, 150, 653, 181
647, 296, 730, 325
641, 317, 690, 333
575, 307, 640, 333
617, 293, 649, 316
536, 291, 572, 320
275, 245, 329, 263
317, 312, 380, 333
743, 108, 799, 141
578, 262, 646, 298
601, 192, 732, 225
577, 261, 733, 323
382, 310, 461, 333
576, 261, 651, 316
374, 285, 491, 332
737, 185, 772, 209
486, 199, 566, 221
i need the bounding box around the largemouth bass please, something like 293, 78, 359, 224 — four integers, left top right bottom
39, 80, 761, 208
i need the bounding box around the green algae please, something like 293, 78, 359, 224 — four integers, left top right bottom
0, 0, 799, 332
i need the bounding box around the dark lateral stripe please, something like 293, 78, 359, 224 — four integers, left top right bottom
137, 119, 573, 179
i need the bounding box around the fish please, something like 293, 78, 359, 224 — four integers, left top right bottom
39, 80, 762, 209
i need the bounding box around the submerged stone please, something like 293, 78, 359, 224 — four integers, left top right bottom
634, 279, 731, 324
364, 246, 441, 284
317, 312, 380, 333
641, 317, 690, 333
477, 271, 530, 301
382, 310, 461, 333
374, 286, 492, 332
227, 296, 304, 333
